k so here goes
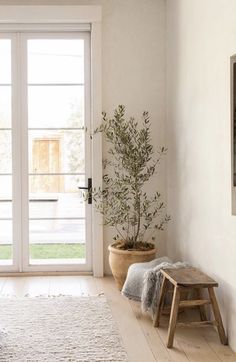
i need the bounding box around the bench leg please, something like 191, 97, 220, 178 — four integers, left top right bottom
196, 288, 207, 321
208, 287, 228, 345
153, 276, 168, 327
167, 285, 180, 348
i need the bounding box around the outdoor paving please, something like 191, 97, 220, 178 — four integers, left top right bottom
0, 193, 86, 244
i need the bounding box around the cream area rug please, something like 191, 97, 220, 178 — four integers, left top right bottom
0, 296, 128, 362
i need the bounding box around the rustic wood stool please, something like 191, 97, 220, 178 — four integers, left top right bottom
153, 267, 228, 348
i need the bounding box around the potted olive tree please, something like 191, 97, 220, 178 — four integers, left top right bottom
91, 105, 170, 289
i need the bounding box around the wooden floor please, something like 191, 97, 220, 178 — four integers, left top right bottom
0, 275, 235, 362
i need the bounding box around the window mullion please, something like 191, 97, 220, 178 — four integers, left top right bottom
11, 33, 22, 271
19, 33, 29, 271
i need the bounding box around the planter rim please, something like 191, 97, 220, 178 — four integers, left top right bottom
108, 244, 156, 256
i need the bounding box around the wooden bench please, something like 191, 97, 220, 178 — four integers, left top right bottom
153, 267, 228, 348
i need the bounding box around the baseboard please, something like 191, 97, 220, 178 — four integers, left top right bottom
0, 271, 93, 277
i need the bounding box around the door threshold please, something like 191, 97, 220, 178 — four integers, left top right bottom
0, 271, 93, 277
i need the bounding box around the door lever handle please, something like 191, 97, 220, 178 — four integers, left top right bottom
78, 178, 92, 204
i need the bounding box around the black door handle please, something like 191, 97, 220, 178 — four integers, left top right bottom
78, 178, 92, 204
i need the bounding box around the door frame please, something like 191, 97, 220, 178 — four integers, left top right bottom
0, 6, 103, 276
20, 31, 92, 273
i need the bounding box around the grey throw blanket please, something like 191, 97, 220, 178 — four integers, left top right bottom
121, 257, 172, 301
141, 261, 190, 318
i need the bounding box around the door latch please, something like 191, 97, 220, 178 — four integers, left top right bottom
78, 178, 92, 204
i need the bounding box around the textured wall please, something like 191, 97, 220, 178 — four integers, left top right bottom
167, 0, 236, 351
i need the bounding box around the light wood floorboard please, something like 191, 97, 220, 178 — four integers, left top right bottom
0, 277, 6, 293
96, 276, 157, 362
0, 275, 235, 362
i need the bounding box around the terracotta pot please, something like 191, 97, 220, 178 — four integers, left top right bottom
108, 244, 156, 290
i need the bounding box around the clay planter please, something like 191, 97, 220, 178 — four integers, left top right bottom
108, 244, 156, 290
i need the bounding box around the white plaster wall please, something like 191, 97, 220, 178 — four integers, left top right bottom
96, 0, 167, 274
167, 0, 236, 351
0, 0, 167, 274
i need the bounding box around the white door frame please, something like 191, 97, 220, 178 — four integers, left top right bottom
20, 31, 92, 273
0, 6, 103, 277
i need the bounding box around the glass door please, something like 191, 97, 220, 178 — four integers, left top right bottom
24, 34, 91, 271
0, 32, 92, 272
0, 37, 14, 269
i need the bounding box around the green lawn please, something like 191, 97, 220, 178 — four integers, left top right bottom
0, 243, 85, 260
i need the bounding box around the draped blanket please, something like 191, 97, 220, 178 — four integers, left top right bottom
141, 261, 190, 318
121, 257, 172, 301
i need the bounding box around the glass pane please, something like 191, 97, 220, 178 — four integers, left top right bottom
28, 130, 85, 174
29, 219, 85, 264
28, 86, 84, 128
0, 39, 11, 84
0, 176, 12, 199
29, 175, 85, 218
28, 39, 84, 84
29, 174, 84, 194
0, 220, 13, 265
0, 200, 12, 219
0, 130, 12, 173
0, 86, 12, 128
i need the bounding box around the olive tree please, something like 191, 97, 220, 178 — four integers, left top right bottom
91, 105, 170, 250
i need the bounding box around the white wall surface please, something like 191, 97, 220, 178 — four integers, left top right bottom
167, 0, 236, 351
94, 0, 167, 274
0, 0, 167, 274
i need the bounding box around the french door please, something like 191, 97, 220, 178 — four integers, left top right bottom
0, 31, 92, 272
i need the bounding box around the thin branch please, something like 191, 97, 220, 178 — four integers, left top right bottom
114, 225, 126, 241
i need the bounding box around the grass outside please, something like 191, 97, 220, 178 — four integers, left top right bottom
0, 243, 85, 260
